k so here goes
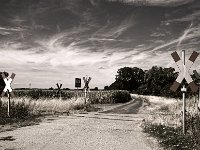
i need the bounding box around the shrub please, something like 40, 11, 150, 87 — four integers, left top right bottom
111, 91, 131, 103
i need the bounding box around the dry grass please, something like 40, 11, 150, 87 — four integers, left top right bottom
135, 94, 198, 127
141, 94, 200, 149
0, 96, 86, 115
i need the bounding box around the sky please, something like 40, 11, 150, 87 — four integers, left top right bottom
0, 0, 200, 89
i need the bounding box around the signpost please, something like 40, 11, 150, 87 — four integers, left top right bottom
1, 72, 15, 117
170, 50, 199, 134
83, 76, 91, 104
56, 83, 62, 100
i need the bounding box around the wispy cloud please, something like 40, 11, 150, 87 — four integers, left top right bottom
107, 0, 194, 7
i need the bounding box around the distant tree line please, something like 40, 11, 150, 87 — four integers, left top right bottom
105, 66, 197, 98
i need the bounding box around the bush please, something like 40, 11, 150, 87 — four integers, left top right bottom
111, 91, 131, 103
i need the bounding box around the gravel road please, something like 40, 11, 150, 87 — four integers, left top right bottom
0, 96, 159, 150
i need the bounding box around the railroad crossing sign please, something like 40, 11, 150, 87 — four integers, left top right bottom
83, 76, 91, 104
75, 78, 81, 88
170, 51, 199, 92
1, 72, 15, 97
56, 83, 62, 98
83, 76, 91, 91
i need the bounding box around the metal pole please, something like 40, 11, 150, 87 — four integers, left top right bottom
76, 87, 78, 100
182, 50, 186, 134
7, 91, 10, 117
84, 88, 87, 104
59, 90, 61, 100
182, 86, 186, 134
195, 90, 198, 113
198, 86, 200, 113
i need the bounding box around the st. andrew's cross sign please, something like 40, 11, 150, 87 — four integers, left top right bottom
83, 76, 91, 104
56, 83, 62, 91
83, 76, 91, 91
1, 73, 15, 97
56, 83, 62, 99
170, 51, 199, 92
56, 83, 62, 94
170, 50, 199, 134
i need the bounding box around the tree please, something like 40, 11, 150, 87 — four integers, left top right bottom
49, 87, 54, 90
110, 67, 145, 92
137, 66, 180, 97
94, 87, 98, 90
104, 86, 109, 90
109, 66, 184, 98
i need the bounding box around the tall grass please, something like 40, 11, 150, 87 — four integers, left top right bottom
142, 95, 200, 149
0, 97, 86, 125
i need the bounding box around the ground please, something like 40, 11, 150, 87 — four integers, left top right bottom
0, 95, 161, 150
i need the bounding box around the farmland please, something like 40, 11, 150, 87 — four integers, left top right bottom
13, 89, 131, 104
0, 90, 131, 126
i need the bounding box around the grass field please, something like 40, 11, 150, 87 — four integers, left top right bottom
0, 90, 131, 127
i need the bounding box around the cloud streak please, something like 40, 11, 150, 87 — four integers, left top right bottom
107, 0, 194, 7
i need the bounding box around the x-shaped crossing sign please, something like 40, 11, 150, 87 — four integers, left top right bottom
56, 83, 62, 93
83, 76, 91, 91
1, 73, 15, 97
170, 51, 199, 92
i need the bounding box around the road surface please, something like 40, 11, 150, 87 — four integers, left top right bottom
0, 96, 159, 150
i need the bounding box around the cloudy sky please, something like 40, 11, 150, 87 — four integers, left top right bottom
0, 0, 200, 89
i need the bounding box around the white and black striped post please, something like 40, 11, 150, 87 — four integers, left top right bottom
181, 50, 186, 134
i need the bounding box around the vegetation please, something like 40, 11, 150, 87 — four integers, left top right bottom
0, 89, 131, 126
109, 67, 145, 91
111, 90, 131, 103
0, 97, 86, 125
0, 98, 40, 125
109, 66, 196, 98
144, 114, 200, 150
141, 95, 200, 150
13, 90, 131, 104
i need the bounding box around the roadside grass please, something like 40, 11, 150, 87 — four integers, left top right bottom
0, 97, 86, 128
0, 90, 132, 131
140, 95, 200, 150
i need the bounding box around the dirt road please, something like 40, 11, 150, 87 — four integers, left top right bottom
0, 96, 159, 150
